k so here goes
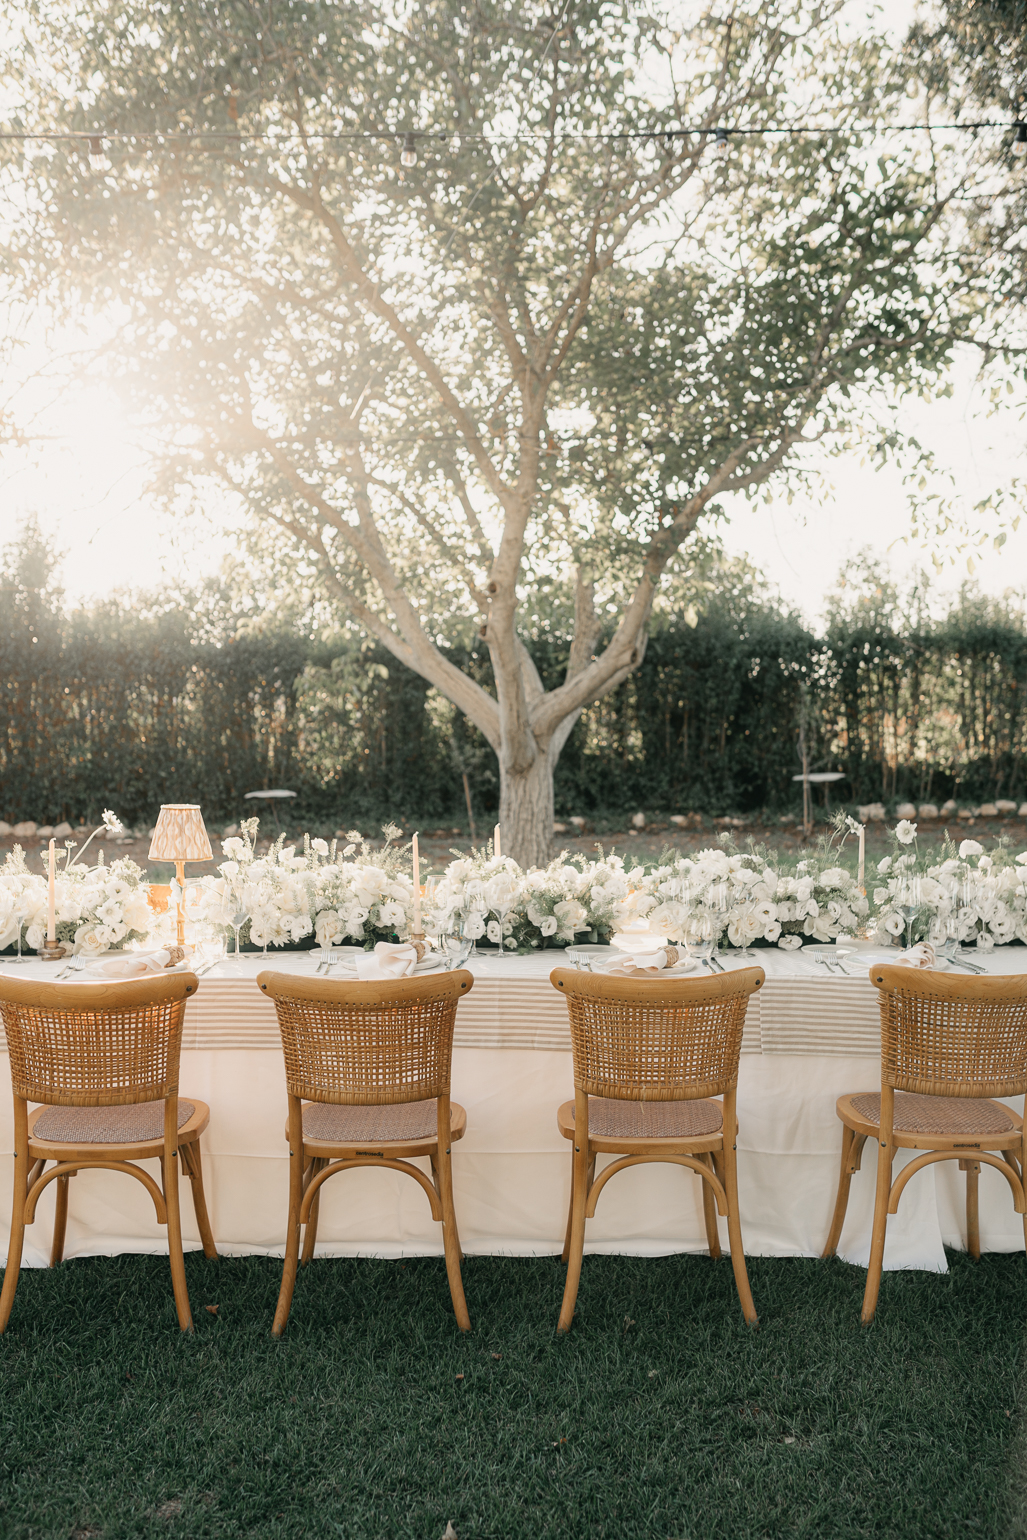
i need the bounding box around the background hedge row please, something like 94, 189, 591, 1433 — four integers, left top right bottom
2, 559, 1025, 826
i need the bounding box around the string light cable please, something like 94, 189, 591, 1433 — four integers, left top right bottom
1, 119, 1026, 161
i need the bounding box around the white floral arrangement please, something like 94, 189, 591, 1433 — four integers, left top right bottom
0, 811, 151, 955
187, 819, 416, 950
427, 848, 633, 951
624, 840, 869, 951
872, 825, 1027, 949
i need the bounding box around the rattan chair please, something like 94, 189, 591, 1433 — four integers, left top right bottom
0, 972, 216, 1334
257, 968, 474, 1335
550, 965, 765, 1333
823, 964, 1027, 1323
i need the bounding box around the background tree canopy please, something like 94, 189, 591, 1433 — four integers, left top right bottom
2, 1, 1024, 861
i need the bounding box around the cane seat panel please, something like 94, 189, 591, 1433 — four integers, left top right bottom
849, 1090, 1017, 1137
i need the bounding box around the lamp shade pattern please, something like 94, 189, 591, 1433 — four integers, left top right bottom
148, 804, 213, 863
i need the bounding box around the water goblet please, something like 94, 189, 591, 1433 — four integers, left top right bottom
8, 897, 31, 965
442, 932, 473, 971
463, 886, 488, 960
896, 877, 921, 951
222, 895, 249, 957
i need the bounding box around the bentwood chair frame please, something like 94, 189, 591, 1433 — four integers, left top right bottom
257, 969, 474, 1335
823, 964, 1027, 1323
551, 965, 764, 1333
0, 972, 217, 1334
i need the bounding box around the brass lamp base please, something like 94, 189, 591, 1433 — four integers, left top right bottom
37, 940, 68, 963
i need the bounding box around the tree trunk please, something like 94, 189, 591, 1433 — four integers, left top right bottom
499, 746, 557, 870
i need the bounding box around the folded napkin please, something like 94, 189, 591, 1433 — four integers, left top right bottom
895, 942, 937, 970
353, 942, 419, 981
603, 946, 682, 976
80, 948, 184, 979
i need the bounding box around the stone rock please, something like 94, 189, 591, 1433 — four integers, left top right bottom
858, 803, 886, 822
917, 804, 939, 819
995, 800, 1017, 816
977, 803, 999, 818
779, 814, 797, 825
895, 802, 917, 819
0, 821, 10, 836
12, 821, 36, 838
53, 822, 72, 838
222, 822, 239, 838
631, 812, 646, 829
553, 822, 568, 833
958, 808, 974, 820
1020, 803, 1027, 818
37, 825, 54, 838
669, 814, 686, 826
941, 799, 958, 815
569, 816, 586, 829
728, 817, 746, 828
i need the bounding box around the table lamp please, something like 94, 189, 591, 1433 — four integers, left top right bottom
148, 803, 213, 946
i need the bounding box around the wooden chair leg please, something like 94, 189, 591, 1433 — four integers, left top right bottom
162, 1149, 194, 1333
273, 1116, 305, 1337
700, 1156, 722, 1260
721, 1134, 758, 1326
0, 1110, 30, 1334
961, 1159, 981, 1260
558, 1129, 590, 1334
435, 1142, 471, 1332
823, 1126, 865, 1258
300, 1159, 324, 1267
180, 1141, 218, 1261
49, 1172, 70, 1267
561, 1154, 594, 1264
861, 1138, 894, 1325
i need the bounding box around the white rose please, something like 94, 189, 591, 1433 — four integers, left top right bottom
877, 857, 892, 875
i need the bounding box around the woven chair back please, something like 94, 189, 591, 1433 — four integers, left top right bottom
0, 973, 197, 1106
551, 966, 764, 1101
871, 964, 1027, 1098
257, 970, 474, 1106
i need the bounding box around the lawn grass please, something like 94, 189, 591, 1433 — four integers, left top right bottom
1, 1249, 1025, 1540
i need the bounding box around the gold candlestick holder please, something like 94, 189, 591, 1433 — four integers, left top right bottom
37, 940, 68, 963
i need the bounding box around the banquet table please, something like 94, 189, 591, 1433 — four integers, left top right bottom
2, 946, 1027, 1275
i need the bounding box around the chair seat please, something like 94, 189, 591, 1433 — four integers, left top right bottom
31, 1099, 196, 1145
846, 1091, 1020, 1138
298, 1099, 467, 1148
559, 1095, 723, 1142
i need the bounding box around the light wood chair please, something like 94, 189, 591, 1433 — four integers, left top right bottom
0, 972, 216, 1334
257, 968, 474, 1336
550, 964, 765, 1333
823, 964, 1027, 1323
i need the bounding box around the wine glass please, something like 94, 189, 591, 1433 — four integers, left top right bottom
690, 909, 716, 970
8, 894, 31, 965
896, 877, 921, 952
442, 932, 473, 971
221, 892, 249, 957
423, 876, 441, 950
463, 884, 488, 960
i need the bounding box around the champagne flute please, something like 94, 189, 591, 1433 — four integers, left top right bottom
221, 891, 250, 957
8, 894, 30, 965
442, 932, 473, 971
463, 883, 488, 960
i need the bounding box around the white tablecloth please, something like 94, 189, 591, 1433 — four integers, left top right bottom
3, 947, 1026, 1274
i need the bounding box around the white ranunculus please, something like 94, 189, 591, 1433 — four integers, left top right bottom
959, 839, 984, 859
820, 868, 849, 889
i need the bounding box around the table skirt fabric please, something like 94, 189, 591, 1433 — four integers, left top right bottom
2, 949, 1025, 1274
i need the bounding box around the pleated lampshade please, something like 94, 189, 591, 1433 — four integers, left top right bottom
148, 804, 213, 863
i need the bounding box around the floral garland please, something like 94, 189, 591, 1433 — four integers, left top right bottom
0, 844, 151, 955
872, 825, 1027, 950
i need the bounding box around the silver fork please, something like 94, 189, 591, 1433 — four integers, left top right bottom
315, 947, 335, 975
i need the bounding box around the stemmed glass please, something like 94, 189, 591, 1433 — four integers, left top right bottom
463, 884, 488, 960
896, 876, 921, 952
423, 876, 441, 951
690, 908, 717, 970
222, 892, 250, 958
8, 895, 30, 965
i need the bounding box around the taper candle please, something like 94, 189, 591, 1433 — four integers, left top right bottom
494, 823, 501, 859
412, 832, 422, 931
47, 838, 56, 943
857, 824, 865, 894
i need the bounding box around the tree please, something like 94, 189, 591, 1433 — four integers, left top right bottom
0, 0, 1013, 863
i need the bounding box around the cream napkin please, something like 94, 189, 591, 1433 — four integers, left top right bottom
602, 947, 682, 976
81, 949, 181, 979
353, 942, 419, 980
895, 942, 937, 970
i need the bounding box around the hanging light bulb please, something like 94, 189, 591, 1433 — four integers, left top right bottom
714, 127, 729, 158
1012, 122, 1027, 156
400, 132, 417, 168
88, 136, 110, 172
